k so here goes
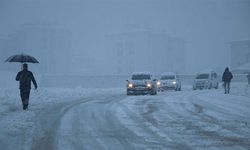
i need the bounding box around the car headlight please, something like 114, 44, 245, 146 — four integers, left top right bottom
172, 81, 177, 85
157, 81, 161, 86
128, 83, 133, 88
147, 83, 152, 88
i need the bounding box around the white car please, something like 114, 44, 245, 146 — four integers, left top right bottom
157, 72, 181, 91
193, 71, 219, 90
126, 72, 157, 95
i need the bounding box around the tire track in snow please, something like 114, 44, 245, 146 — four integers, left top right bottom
30, 89, 250, 150
116, 95, 193, 150
187, 92, 250, 149
173, 90, 250, 149
58, 94, 139, 150
31, 97, 93, 150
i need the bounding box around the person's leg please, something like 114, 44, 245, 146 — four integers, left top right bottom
224, 82, 227, 94
224, 82, 229, 94
228, 82, 231, 94
20, 90, 26, 110
22, 90, 30, 110
27, 90, 30, 109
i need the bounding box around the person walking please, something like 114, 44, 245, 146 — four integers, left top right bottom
222, 67, 233, 94
16, 63, 38, 110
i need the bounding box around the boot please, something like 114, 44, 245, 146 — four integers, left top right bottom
23, 105, 28, 110
23, 99, 28, 110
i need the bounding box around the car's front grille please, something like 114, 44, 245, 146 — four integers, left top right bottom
195, 82, 205, 86
134, 85, 146, 88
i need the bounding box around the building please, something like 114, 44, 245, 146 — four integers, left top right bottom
230, 40, 250, 73
230, 40, 250, 68
0, 23, 72, 74
105, 31, 186, 75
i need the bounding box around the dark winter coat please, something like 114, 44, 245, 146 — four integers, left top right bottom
222, 68, 233, 83
16, 70, 37, 90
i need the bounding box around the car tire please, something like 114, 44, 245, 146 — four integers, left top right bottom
215, 83, 219, 89
127, 92, 133, 96
151, 90, 157, 95
208, 83, 212, 89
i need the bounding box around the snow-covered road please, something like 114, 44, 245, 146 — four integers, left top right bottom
0, 83, 250, 150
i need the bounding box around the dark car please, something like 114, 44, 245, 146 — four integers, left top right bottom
126, 72, 157, 95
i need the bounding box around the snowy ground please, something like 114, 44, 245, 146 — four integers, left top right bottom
0, 82, 250, 150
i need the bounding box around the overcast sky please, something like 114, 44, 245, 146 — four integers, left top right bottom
0, 0, 249, 74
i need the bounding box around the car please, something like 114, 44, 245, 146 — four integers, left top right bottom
126, 72, 157, 95
193, 71, 219, 90
157, 72, 181, 91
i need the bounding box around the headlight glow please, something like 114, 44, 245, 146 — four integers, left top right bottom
147, 83, 152, 88
172, 81, 177, 85
157, 81, 161, 85
128, 83, 133, 88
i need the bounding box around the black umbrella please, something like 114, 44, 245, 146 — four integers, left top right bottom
5, 54, 39, 63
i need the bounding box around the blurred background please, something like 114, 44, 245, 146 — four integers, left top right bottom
0, 0, 249, 87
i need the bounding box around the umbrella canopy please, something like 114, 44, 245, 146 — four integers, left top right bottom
5, 54, 39, 63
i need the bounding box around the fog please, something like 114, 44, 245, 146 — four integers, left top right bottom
0, 0, 250, 75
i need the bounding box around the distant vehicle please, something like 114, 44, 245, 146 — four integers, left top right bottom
193, 71, 219, 90
126, 72, 157, 95
157, 72, 181, 91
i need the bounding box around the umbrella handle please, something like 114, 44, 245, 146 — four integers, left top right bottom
20, 63, 23, 70
20, 63, 26, 70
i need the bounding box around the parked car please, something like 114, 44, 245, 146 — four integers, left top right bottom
157, 72, 181, 91
193, 71, 219, 90
126, 72, 157, 95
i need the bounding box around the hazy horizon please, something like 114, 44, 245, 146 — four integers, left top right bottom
0, 0, 249, 75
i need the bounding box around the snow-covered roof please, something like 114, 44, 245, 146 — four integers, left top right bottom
131, 72, 152, 76
161, 72, 176, 76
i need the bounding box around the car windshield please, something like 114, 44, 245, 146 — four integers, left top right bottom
132, 74, 151, 80
160, 75, 175, 80
196, 74, 209, 79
